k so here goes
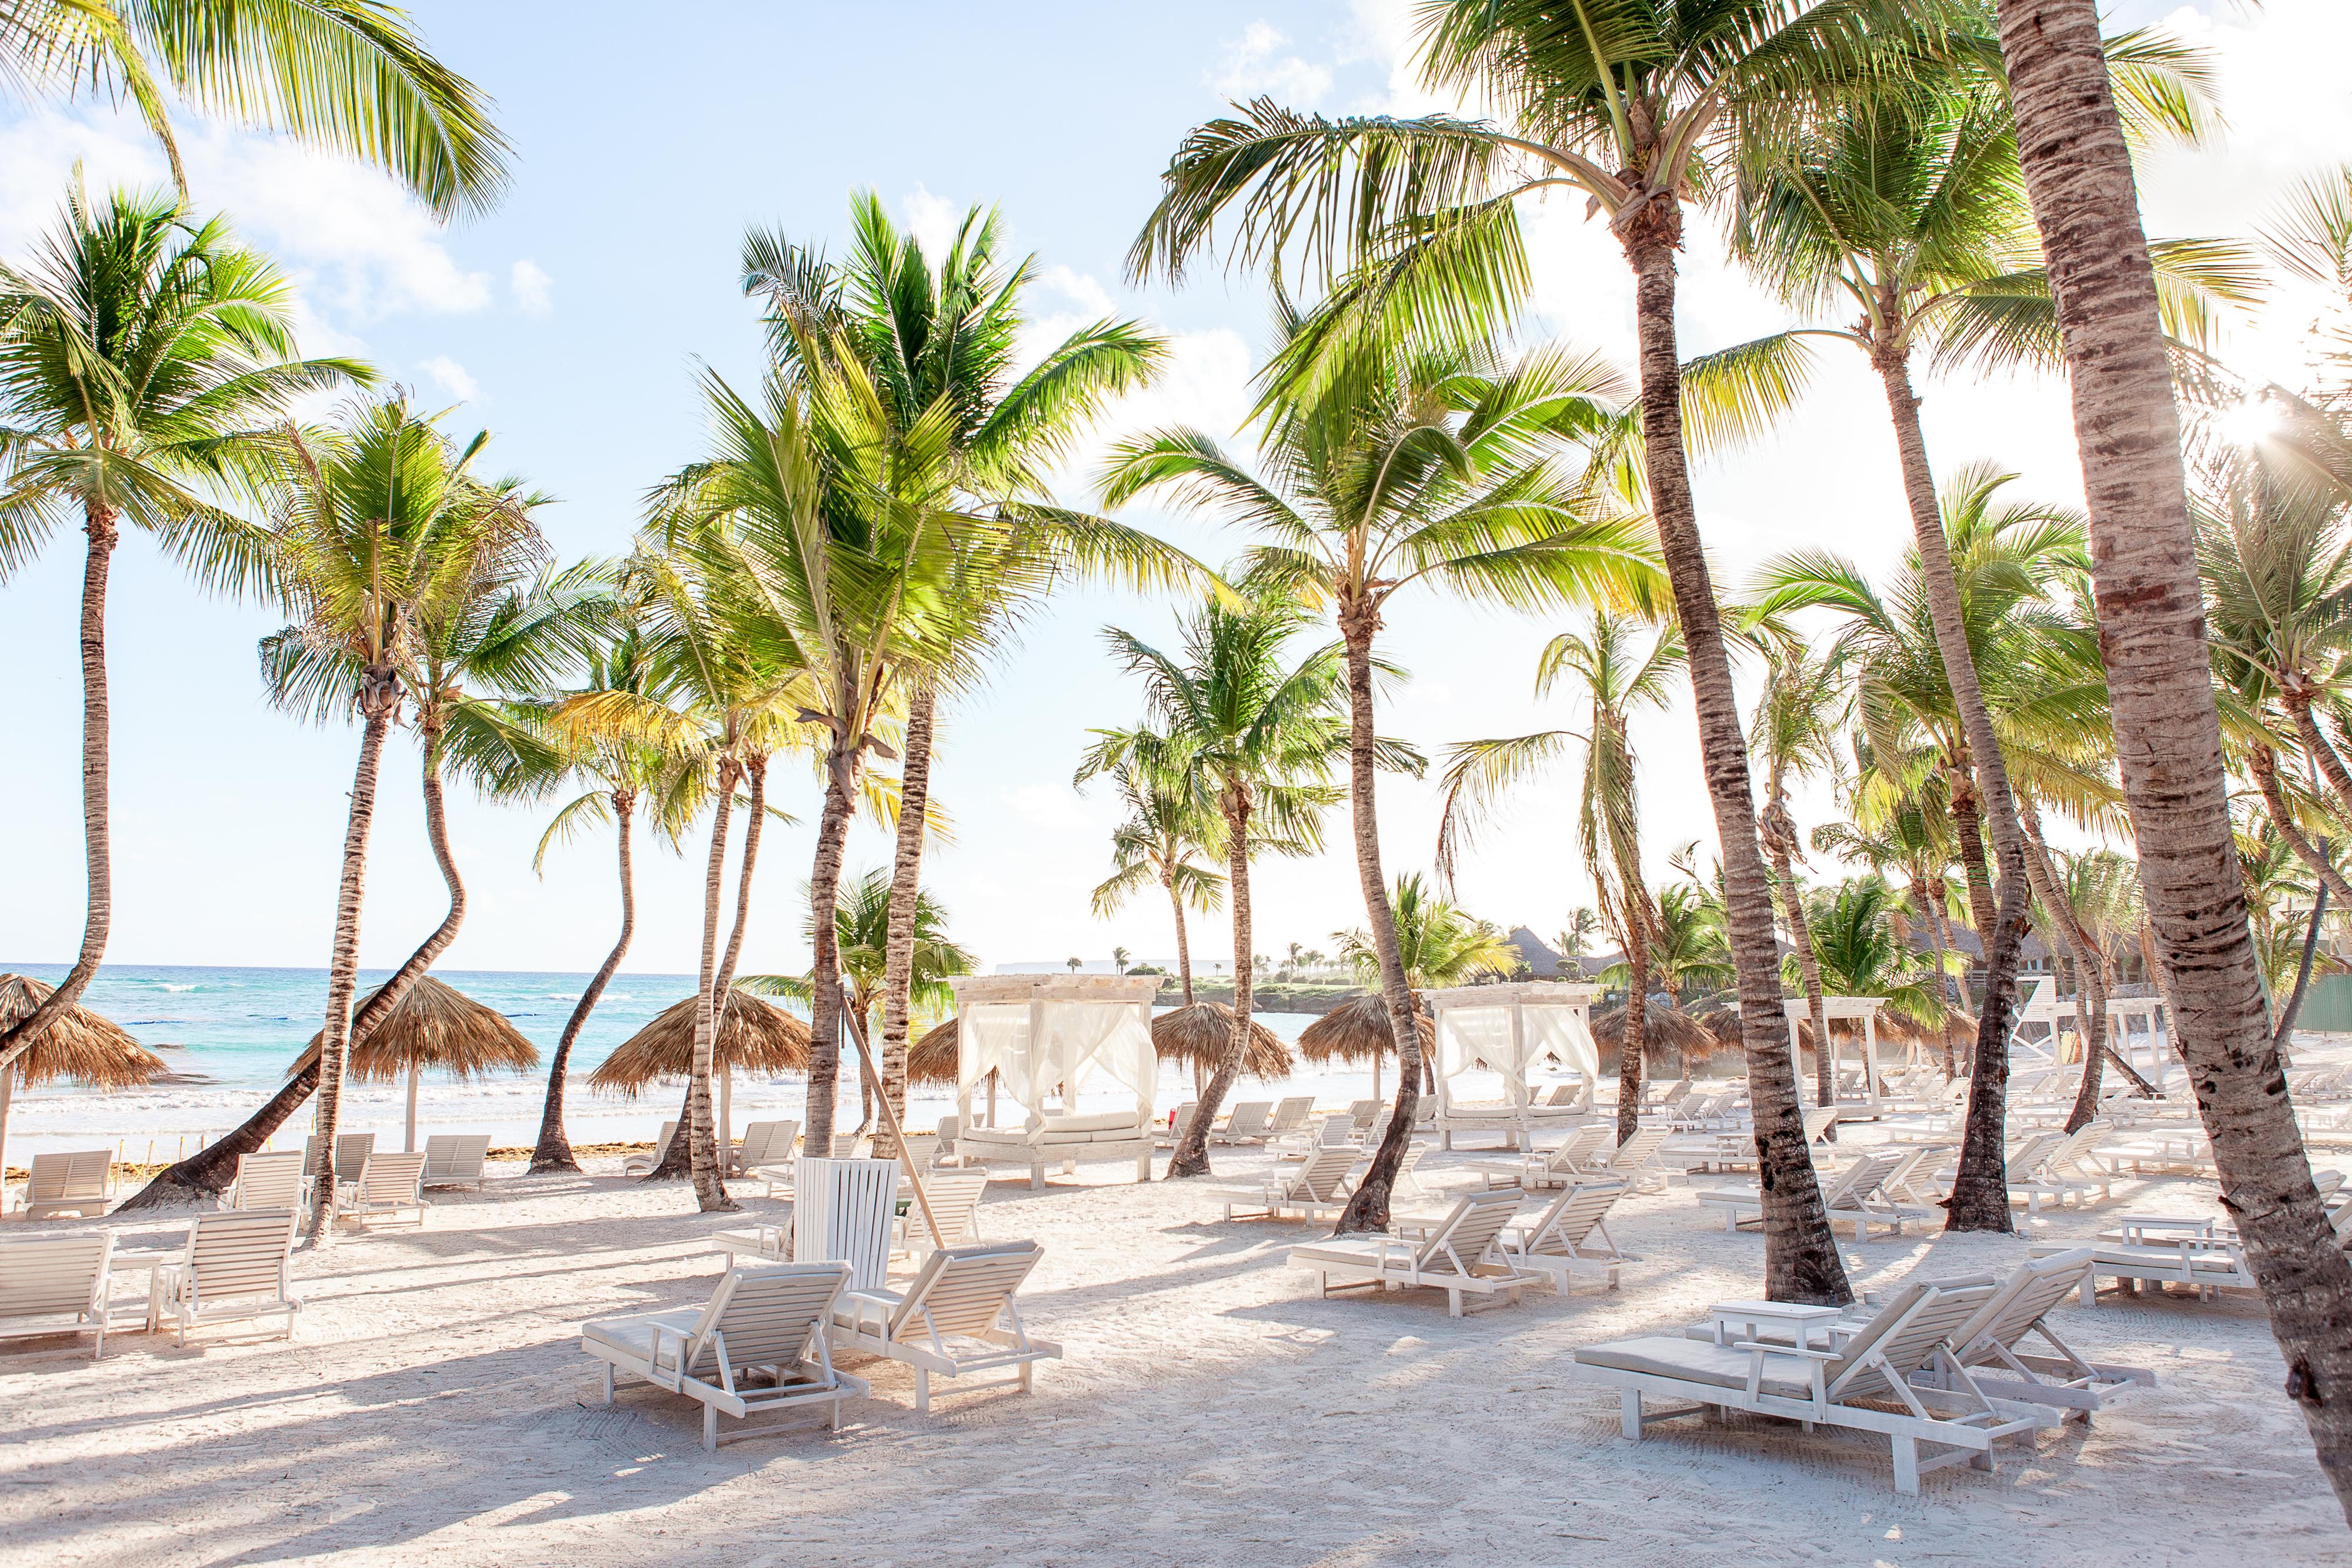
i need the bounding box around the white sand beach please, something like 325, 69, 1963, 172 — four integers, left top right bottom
5, 1114, 2346, 1567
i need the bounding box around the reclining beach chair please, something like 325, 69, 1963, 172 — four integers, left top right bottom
1267, 1096, 1316, 1138
230, 1149, 307, 1213
1288, 1189, 1536, 1317
20, 1149, 111, 1219
1921, 1251, 2154, 1417
829, 1241, 1059, 1413
1698, 1151, 1927, 1241
1347, 1099, 1382, 1139
897, 1169, 991, 1263
1596, 1125, 1674, 1192
1494, 1123, 1616, 1191
2029, 1229, 2259, 1302
1571, 1278, 2043, 1495
2009, 1122, 2114, 1214
1212, 1101, 1275, 1145
335, 1151, 428, 1229
1275, 1112, 1356, 1161
623, 1121, 677, 1178
420, 1133, 493, 1191
1217, 1143, 1361, 1223
731, 1118, 799, 1179
583, 1262, 865, 1447
0, 1231, 116, 1357
1499, 1179, 1631, 1291
303, 1132, 375, 1192
1158, 1102, 1200, 1148
154, 1209, 301, 1346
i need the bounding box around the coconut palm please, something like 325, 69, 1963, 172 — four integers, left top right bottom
1079, 740, 1225, 1007
1812, 780, 1967, 1072
1996, 1, 2352, 1507
1748, 632, 1850, 1112
1799, 878, 1944, 1034
1558, 908, 1601, 959
1437, 613, 1682, 1141
1100, 311, 1657, 1228
0, 182, 364, 1075
1333, 872, 1515, 994
1091, 596, 1352, 1178
8, 0, 509, 217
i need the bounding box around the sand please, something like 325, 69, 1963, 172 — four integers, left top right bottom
3, 1115, 2348, 1566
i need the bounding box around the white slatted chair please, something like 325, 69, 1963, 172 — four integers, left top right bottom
793, 1158, 899, 1295
21, 1149, 111, 1219
420, 1134, 492, 1191
303, 1132, 375, 1191
2010, 1122, 2114, 1214
0, 1232, 116, 1356
1158, 1101, 1200, 1149
1216, 1142, 1363, 1222
1597, 1125, 1675, 1192
336, 1151, 429, 1228
1494, 1123, 1618, 1191
1212, 1101, 1275, 1145
155, 1209, 300, 1346
731, 1119, 799, 1177
583, 1263, 865, 1447
1346, 1099, 1382, 1139
2029, 1231, 2259, 1302
828, 1241, 1058, 1413
1923, 1251, 2154, 1417
1274, 1112, 1355, 1161
1500, 1179, 1631, 1291
622, 1121, 677, 1177
230, 1149, 307, 1213
1572, 1279, 2045, 1495
1288, 1189, 1537, 1316
1267, 1096, 1316, 1137
897, 1170, 991, 1263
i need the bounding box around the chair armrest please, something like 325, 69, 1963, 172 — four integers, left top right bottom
1735, 1340, 1840, 1361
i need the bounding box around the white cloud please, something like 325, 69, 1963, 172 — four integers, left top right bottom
420, 354, 479, 403
1211, 22, 1334, 106
1040, 264, 1115, 319
900, 184, 960, 257
509, 259, 553, 315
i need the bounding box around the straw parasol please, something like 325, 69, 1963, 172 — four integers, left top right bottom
587, 992, 810, 1152
908, 1017, 959, 1088
1152, 1002, 1291, 1083
1590, 998, 1723, 1070
0, 973, 166, 1182
289, 975, 539, 1152
1295, 992, 1434, 1099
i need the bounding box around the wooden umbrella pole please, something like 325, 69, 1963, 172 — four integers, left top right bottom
839, 981, 943, 1249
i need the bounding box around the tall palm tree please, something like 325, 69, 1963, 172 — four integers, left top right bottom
8, 0, 509, 218
1079, 741, 1225, 1007
1128, 2, 1934, 1300
1100, 314, 1657, 1230
0, 181, 363, 1076
1093, 596, 1350, 1178
1747, 633, 1850, 1112
1333, 872, 1515, 993
1558, 907, 1601, 959
1437, 613, 1682, 1141
1994, 0, 2352, 1510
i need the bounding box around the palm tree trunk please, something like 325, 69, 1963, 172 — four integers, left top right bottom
1616, 904, 1649, 1145
875, 686, 937, 1162
804, 741, 860, 1151
1946, 772, 2001, 944
2251, 744, 2352, 907
532, 789, 634, 1174
1170, 792, 1251, 1178
1168, 872, 1197, 1008
675, 759, 737, 1211
1765, 793, 1833, 1114
1332, 604, 1425, 1232
2287, 697, 2352, 823
1617, 212, 1848, 1304
304, 674, 398, 1244
0, 502, 118, 1075
1997, 0, 2352, 1513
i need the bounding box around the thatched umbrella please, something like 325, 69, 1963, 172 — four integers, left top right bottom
908, 1017, 959, 1089
289, 975, 539, 1151
1591, 998, 1723, 1072
587, 992, 809, 1152
1152, 1002, 1291, 1088
0, 974, 166, 1182
1295, 992, 1434, 1099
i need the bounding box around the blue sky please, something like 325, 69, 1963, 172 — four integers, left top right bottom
2, 0, 2346, 981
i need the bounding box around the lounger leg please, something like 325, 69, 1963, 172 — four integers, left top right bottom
1448, 1288, 1462, 1318
602, 1363, 614, 1405
1621, 1390, 1643, 1440
703, 1406, 719, 1451
914, 1370, 930, 1415
1892, 1436, 1919, 1495
1019, 1362, 1034, 1394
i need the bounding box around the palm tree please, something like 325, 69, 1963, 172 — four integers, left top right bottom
1800, 878, 1944, 1037
1748, 633, 1850, 1112
0, 181, 363, 1075
1096, 596, 1349, 1178
1438, 613, 1682, 1141
1100, 314, 1656, 1229
1334, 873, 1515, 993
1557, 908, 1601, 959
1812, 782, 1967, 1074
9, 1, 509, 218
1994, 0, 2352, 1509
1078, 738, 1225, 1007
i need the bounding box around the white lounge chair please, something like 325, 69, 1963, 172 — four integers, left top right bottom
19, 1149, 111, 1219
1158, 1102, 1200, 1149
1572, 1278, 2045, 1495
790, 1157, 899, 1293
622, 1121, 677, 1177
1500, 1179, 1631, 1291
897, 1169, 991, 1263
583, 1262, 866, 1447
1274, 1113, 1356, 1161
2029, 1230, 2259, 1302
829, 1241, 1059, 1412
230, 1149, 308, 1213
1215, 1143, 1362, 1223
1495, 1123, 1616, 1191
0, 1232, 116, 1356
336, 1151, 428, 1229
1596, 1125, 1675, 1192
1698, 1151, 1929, 1241
2009, 1122, 2114, 1213
303, 1132, 375, 1191
420, 1134, 493, 1191
1267, 1096, 1316, 1137
153, 1209, 301, 1346
731, 1118, 799, 1177
1288, 1189, 1537, 1316
1924, 1251, 2154, 1417
1212, 1101, 1275, 1145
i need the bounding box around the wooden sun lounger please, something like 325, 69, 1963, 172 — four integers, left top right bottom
1211, 1101, 1275, 1145
1499, 1179, 1632, 1291
230, 1149, 307, 1213
21, 1149, 112, 1219
1490, 1123, 1616, 1191
829, 1241, 1060, 1413
2029, 1231, 2259, 1302
1919, 1251, 2154, 1417
1216, 1143, 1362, 1223
1288, 1189, 1537, 1316
1267, 1096, 1316, 1136
336, 1151, 429, 1229
421, 1134, 493, 1190
153, 1209, 302, 1346
623, 1121, 677, 1178
0, 1232, 117, 1357
897, 1170, 992, 1263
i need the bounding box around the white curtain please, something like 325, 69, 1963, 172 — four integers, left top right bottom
1522, 1004, 1599, 1081
1435, 1005, 1516, 1108
957, 1003, 1037, 1111
958, 999, 1156, 1120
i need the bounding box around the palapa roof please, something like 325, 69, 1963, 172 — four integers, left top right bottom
1151, 1002, 1291, 1081
0, 974, 166, 1088
1295, 992, 1433, 1065
587, 991, 809, 1096
908, 1018, 960, 1088
289, 975, 539, 1082
1590, 998, 1723, 1063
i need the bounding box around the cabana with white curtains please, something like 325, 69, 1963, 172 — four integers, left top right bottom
949, 975, 1160, 1186
1778, 996, 1887, 1114
1424, 983, 1602, 1149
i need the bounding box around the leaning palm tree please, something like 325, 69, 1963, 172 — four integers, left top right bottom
1128, 1, 1926, 1300
1079, 741, 1225, 1007
1995, 0, 2352, 1510
1100, 312, 1658, 1230
1437, 613, 1682, 1142
1746, 631, 1850, 1112
0, 181, 363, 1075
8, 0, 509, 217
1090, 595, 1351, 1178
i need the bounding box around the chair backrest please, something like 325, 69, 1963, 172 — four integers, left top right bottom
2003, 1131, 2063, 1182
1949, 1251, 2094, 1358
1414, 1189, 1525, 1273
905, 1169, 991, 1247
304, 1132, 375, 1179
1547, 1124, 1616, 1172
1605, 1125, 1671, 1171
0, 1231, 113, 1318
735, 1119, 799, 1168
1825, 1279, 1999, 1402
1875, 1145, 1932, 1201
1521, 1179, 1627, 1258
1284, 1142, 1362, 1203
420, 1133, 492, 1182
792, 1158, 898, 1293
1348, 1098, 1380, 1129
1270, 1096, 1315, 1132
887, 1241, 1044, 1342
2044, 1121, 2109, 1174
1312, 1116, 1354, 1148
232, 1150, 307, 1211
1820, 1151, 1896, 1211
1802, 1106, 1839, 1144
358, 1151, 427, 1204
1225, 1102, 1272, 1138
26, 1149, 111, 1203
830, 1133, 866, 1158
683, 1262, 849, 1376
186, 1209, 297, 1307
1169, 1101, 1198, 1136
